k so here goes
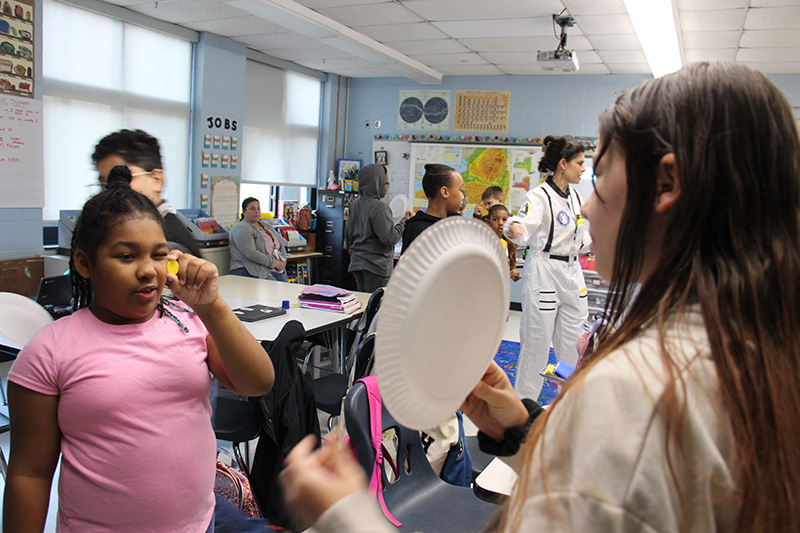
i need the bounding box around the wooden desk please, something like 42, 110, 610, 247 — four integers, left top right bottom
218, 275, 370, 371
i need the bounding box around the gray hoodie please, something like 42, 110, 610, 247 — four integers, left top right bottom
344, 164, 406, 277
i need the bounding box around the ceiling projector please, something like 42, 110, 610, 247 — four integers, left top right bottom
537, 14, 580, 73
537, 49, 580, 73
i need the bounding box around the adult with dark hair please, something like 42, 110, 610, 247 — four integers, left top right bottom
401, 163, 464, 253
503, 135, 590, 400
344, 164, 411, 293
229, 197, 289, 282
92, 129, 201, 257
4, 165, 273, 532
278, 62, 800, 533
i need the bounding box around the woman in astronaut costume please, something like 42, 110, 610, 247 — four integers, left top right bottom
504, 136, 591, 399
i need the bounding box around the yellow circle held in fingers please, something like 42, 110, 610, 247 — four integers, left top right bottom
167, 260, 179, 275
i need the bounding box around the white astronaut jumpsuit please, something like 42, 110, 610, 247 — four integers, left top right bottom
504, 179, 591, 400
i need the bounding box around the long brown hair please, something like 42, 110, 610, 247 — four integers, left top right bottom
499, 63, 800, 531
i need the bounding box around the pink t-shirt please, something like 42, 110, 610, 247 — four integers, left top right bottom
9, 307, 215, 532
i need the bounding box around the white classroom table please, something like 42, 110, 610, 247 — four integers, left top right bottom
0, 277, 370, 373
218, 275, 370, 371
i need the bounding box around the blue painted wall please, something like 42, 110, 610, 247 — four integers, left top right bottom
341, 74, 650, 163
342, 73, 800, 165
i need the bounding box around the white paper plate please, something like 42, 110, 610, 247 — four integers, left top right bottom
389, 195, 408, 221
376, 217, 510, 430
0, 292, 54, 348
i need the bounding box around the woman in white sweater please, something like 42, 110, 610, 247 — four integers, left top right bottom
280, 62, 800, 533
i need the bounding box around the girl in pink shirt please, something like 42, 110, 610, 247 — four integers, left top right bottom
3, 166, 275, 532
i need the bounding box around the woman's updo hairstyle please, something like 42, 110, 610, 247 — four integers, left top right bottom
538, 135, 585, 174
421, 163, 458, 199
69, 165, 163, 309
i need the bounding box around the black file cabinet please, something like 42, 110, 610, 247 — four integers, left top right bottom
316, 190, 351, 288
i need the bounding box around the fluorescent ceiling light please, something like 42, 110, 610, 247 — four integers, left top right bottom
623, 0, 682, 78
227, 0, 443, 83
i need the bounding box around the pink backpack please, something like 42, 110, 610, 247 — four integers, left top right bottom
214, 461, 261, 518
345, 376, 402, 527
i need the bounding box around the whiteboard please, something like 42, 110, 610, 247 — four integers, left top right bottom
0, 95, 43, 207
371, 138, 411, 205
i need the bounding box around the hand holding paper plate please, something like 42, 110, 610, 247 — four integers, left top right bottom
375, 217, 510, 430
389, 194, 409, 221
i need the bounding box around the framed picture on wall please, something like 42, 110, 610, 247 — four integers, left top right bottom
374, 150, 387, 165
337, 158, 361, 178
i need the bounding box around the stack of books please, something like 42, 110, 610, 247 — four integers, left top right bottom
298, 284, 362, 314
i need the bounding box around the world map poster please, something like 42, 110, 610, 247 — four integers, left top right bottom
409, 143, 544, 216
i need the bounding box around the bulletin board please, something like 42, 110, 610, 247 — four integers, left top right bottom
210, 176, 240, 231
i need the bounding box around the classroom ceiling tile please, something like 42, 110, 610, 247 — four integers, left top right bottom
576, 14, 635, 35
387, 39, 471, 55
100, 0, 800, 79
740, 61, 800, 73
456, 35, 593, 53
184, 16, 288, 36
400, 0, 562, 21
684, 48, 738, 62
356, 22, 449, 41
480, 50, 601, 65
749, 0, 800, 6
677, 0, 749, 9
434, 64, 506, 76
589, 33, 641, 51
745, 6, 800, 29
606, 63, 652, 74
294, 56, 377, 69
127, 0, 247, 23
499, 62, 610, 75
737, 47, 800, 62
682, 31, 741, 49
408, 52, 489, 67
315, 3, 423, 27
563, 0, 628, 15
261, 45, 354, 61
432, 17, 583, 39
331, 67, 399, 78
235, 32, 322, 50
681, 9, 747, 33
570, 63, 612, 74
298, 0, 394, 7
598, 50, 648, 64
102, 0, 158, 5
740, 29, 800, 48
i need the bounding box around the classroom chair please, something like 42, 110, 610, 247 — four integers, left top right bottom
344, 381, 498, 533
304, 287, 384, 428
213, 385, 262, 475
0, 292, 54, 479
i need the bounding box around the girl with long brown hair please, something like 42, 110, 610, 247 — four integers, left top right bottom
278, 62, 800, 533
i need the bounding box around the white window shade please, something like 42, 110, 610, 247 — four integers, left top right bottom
42, 0, 192, 220
242, 59, 321, 187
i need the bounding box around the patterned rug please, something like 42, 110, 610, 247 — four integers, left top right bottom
493, 341, 560, 405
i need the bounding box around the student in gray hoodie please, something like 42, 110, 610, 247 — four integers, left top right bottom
344, 164, 411, 293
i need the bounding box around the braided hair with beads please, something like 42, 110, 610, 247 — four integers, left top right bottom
69, 165, 193, 331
